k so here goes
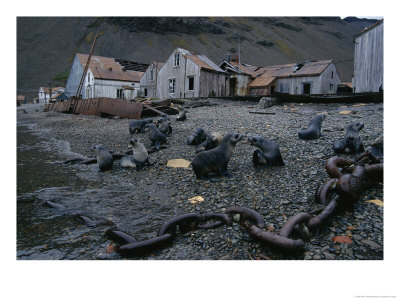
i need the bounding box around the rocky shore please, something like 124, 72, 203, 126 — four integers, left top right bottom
17, 98, 383, 260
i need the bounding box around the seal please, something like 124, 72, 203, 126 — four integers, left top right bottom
129, 118, 153, 134
146, 123, 167, 150
119, 155, 136, 169
298, 114, 326, 140
195, 132, 223, 153
248, 135, 284, 167
187, 127, 207, 145
127, 138, 150, 169
176, 109, 187, 121
157, 118, 172, 135
191, 132, 243, 179
333, 122, 365, 154
92, 145, 114, 171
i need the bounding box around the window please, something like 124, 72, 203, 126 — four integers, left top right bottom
150, 68, 154, 81
117, 89, 123, 99
169, 79, 176, 94
330, 84, 334, 92
144, 88, 148, 97
174, 53, 180, 67
331, 71, 334, 79
188, 76, 194, 91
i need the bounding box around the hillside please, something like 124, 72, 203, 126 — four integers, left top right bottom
17, 16, 378, 101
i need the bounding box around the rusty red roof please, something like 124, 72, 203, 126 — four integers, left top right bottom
77, 54, 144, 82
249, 60, 334, 88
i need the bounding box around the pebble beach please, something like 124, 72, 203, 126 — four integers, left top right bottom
16, 98, 384, 260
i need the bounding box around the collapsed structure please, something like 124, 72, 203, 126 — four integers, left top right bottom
64, 54, 148, 100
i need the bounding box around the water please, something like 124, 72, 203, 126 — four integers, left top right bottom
17, 121, 176, 260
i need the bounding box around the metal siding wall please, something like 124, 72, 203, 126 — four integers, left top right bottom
199, 70, 226, 97
93, 79, 136, 100
65, 55, 84, 98
354, 23, 384, 93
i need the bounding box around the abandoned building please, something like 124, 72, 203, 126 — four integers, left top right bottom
64, 54, 147, 100
352, 19, 383, 93
156, 48, 227, 99
139, 61, 165, 98
247, 60, 342, 96
38, 87, 65, 103
17, 95, 25, 106
219, 58, 265, 96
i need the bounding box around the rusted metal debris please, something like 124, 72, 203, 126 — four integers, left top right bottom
44, 97, 178, 119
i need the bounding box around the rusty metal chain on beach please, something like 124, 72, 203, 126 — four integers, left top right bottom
106, 151, 383, 257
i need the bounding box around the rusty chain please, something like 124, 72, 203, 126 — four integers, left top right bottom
103, 150, 383, 257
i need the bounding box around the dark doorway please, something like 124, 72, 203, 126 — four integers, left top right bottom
270, 86, 275, 94
303, 83, 311, 94
188, 76, 194, 91
230, 78, 236, 96
144, 88, 148, 97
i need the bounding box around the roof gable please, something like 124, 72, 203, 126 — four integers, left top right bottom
77, 53, 145, 82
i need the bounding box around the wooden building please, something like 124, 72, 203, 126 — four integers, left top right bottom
17, 95, 25, 106
352, 20, 383, 93
219, 60, 262, 96
38, 87, 65, 104
248, 60, 341, 96
157, 48, 227, 99
64, 54, 147, 100
139, 61, 164, 98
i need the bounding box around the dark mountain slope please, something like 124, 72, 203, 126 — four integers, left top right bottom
17, 17, 379, 101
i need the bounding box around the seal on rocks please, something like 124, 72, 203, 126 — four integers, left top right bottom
195, 132, 223, 153
92, 145, 114, 171
156, 118, 172, 135
187, 127, 207, 145
129, 118, 153, 134
248, 135, 284, 167
146, 123, 167, 150
119, 156, 136, 169
176, 109, 186, 121
333, 122, 365, 154
127, 138, 150, 169
191, 132, 243, 179
298, 114, 326, 140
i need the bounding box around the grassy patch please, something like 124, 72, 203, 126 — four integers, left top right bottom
270, 38, 295, 57
85, 31, 95, 44
171, 38, 189, 49
197, 33, 208, 45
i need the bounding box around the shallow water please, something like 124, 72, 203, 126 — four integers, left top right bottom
17, 122, 176, 260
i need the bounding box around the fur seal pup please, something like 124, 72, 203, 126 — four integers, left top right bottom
157, 118, 172, 135
298, 114, 326, 140
333, 122, 365, 154
119, 155, 136, 169
176, 109, 187, 121
248, 135, 284, 167
192, 132, 243, 179
195, 132, 223, 153
187, 127, 208, 145
129, 118, 153, 134
127, 138, 150, 169
92, 145, 114, 171
146, 123, 167, 150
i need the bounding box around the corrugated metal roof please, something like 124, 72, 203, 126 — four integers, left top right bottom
77, 54, 144, 82
249, 60, 334, 88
